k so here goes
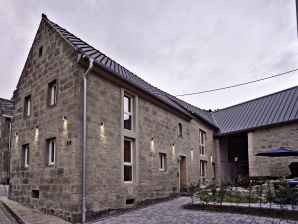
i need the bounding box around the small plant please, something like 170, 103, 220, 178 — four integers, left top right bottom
209, 183, 217, 204
217, 183, 227, 205
196, 189, 210, 205
265, 180, 275, 211
247, 182, 254, 207
275, 178, 290, 211
189, 180, 201, 204
255, 184, 264, 208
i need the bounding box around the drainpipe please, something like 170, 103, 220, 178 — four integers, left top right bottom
82, 57, 94, 224
3, 114, 13, 184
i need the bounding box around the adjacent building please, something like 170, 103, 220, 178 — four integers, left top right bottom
0, 98, 13, 184
7, 14, 298, 222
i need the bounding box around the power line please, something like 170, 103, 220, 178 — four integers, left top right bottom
176, 68, 298, 97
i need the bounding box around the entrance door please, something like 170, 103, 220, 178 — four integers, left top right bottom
179, 156, 187, 190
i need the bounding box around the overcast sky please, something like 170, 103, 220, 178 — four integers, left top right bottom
0, 0, 297, 110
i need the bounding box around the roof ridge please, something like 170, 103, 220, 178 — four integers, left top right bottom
0, 98, 13, 102
213, 85, 298, 113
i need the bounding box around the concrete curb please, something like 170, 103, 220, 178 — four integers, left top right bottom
0, 200, 25, 224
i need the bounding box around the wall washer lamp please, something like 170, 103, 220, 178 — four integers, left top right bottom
63, 116, 67, 121
100, 122, 104, 126
35, 125, 39, 129
15, 132, 18, 136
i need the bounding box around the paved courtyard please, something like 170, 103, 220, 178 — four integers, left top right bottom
93, 197, 298, 224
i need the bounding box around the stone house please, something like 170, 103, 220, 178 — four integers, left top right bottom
8, 14, 298, 222
0, 98, 13, 184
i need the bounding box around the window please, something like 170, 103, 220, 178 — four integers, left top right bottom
200, 160, 207, 185
124, 95, 133, 130
178, 123, 183, 137
159, 153, 167, 172
199, 130, 206, 155
46, 138, 56, 166
22, 144, 29, 168
212, 163, 216, 180
24, 95, 31, 117
48, 80, 57, 106
124, 139, 133, 182
39, 47, 43, 57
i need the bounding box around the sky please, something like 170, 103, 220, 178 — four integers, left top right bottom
0, 0, 297, 110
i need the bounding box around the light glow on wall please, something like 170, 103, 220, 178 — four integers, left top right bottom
99, 123, 106, 144
150, 137, 154, 155
34, 126, 39, 143
172, 144, 176, 159
191, 149, 194, 160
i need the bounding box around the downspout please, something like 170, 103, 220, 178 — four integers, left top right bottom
82, 57, 94, 224
3, 114, 12, 184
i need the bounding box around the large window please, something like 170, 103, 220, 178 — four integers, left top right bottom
48, 80, 57, 106
46, 138, 56, 166
199, 129, 206, 155
24, 95, 31, 117
124, 139, 133, 182
200, 160, 207, 185
159, 153, 167, 172
22, 144, 30, 168
124, 95, 133, 130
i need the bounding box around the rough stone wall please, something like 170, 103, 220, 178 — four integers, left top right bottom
249, 122, 298, 177
85, 71, 218, 215
9, 19, 84, 222
0, 116, 10, 183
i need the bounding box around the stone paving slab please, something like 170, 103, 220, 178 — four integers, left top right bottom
92, 197, 298, 224
0, 202, 18, 224
3, 199, 70, 224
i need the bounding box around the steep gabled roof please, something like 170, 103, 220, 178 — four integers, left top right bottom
41, 14, 218, 129
0, 98, 13, 117
213, 85, 298, 135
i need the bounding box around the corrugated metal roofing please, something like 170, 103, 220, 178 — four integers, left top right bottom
212, 86, 298, 135
0, 98, 13, 117
42, 14, 218, 128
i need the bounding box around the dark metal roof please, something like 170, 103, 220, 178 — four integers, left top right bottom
41, 14, 218, 128
213, 85, 298, 135
0, 98, 13, 117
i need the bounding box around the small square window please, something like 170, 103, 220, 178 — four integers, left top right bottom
22, 144, 30, 168
48, 80, 57, 106
24, 95, 31, 117
159, 153, 167, 172
46, 138, 56, 166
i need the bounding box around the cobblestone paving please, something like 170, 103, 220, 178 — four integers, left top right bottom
0, 202, 18, 224
93, 197, 298, 224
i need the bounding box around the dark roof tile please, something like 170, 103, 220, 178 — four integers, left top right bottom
0, 98, 13, 117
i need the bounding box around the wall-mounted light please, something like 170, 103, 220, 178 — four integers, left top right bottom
211, 155, 214, 163
100, 122, 104, 127
63, 116, 67, 121
15, 132, 18, 136
35, 125, 39, 129
151, 137, 154, 141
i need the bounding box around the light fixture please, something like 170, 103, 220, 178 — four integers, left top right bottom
151, 137, 154, 141
15, 132, 18, 136
63, 116, 67, 121
35, 125, 39, 129
100, 122, 104, 126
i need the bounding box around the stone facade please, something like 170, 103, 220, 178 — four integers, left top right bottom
9, 18, 218, 222
0, 115, 11, 184
9, 20, 84, 222
248, 122, 298, 177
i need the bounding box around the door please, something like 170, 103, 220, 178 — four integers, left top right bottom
179, 156, 187, 190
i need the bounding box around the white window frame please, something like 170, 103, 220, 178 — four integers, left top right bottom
159, 153, 166, 172
200, 160, 207, 185
124, 139, 133, 183
50, 83, 57, 105
48, 139, 55, 165
24, 145, 29, 168
123, 95, 133, 131
199, 130, 206, 155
